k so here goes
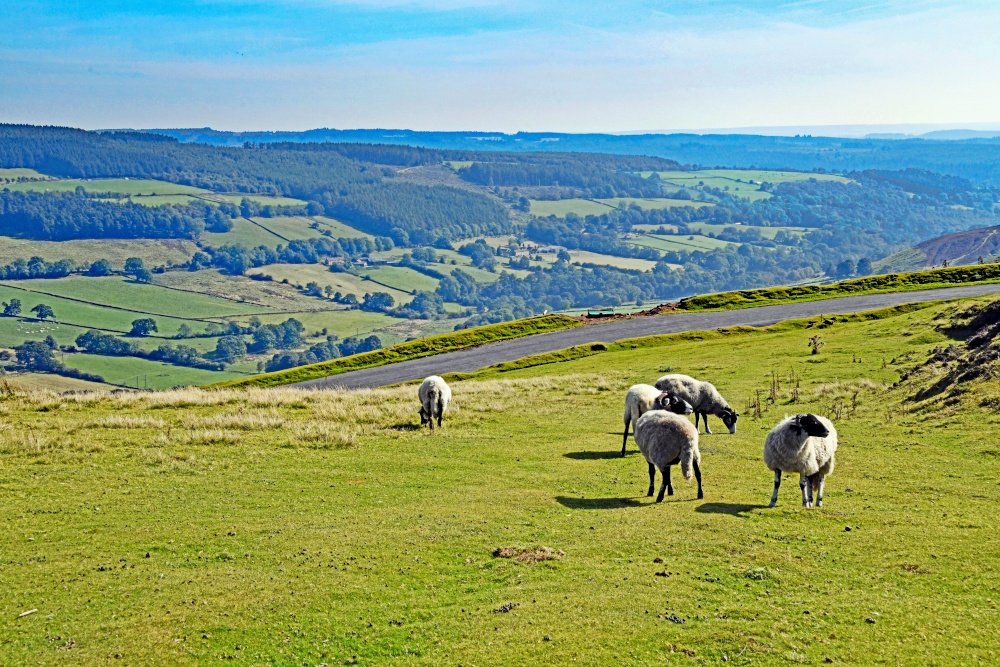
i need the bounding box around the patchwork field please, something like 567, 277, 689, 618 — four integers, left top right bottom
201, 218, 285, 249
247, 264, 414, 305
353, 266, 441, 294
60, 352, 246, 390
4, 177, 208, 196
1, 299, 998, 664
646, 170, 852, 202
627, 233, 737, 253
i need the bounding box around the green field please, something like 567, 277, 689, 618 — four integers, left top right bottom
3, 299, 999, 664
61, 352, 245, 390
246, 309, 404, 340
647, 169, 852, 202
0, 167, 51, 181
0, 283, 212, 340
369, 248, 523, 282
5, 177, 209, 196
0, 237, 198, 268
352, 265, 441, 294
206, 193, 308, 207
125, 194, 201, 207
250, 216, 326, 242
202, 218, 285, 249
2, 371, 109, 393
14, 276, 266, 320
564, 250, 658, 271
628, 233, 737, 253
153, 269, 326, 312
530, 197, 709, 218
314, 216, 373, 239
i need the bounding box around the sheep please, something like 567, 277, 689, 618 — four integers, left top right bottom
418, 375, 451, 431
654, 373, 738, 435
633, 410, 703, 502
622, 384, 694, 456
763, 414, 837, 508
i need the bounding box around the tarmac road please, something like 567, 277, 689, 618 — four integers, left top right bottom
292, 283, 1000, 390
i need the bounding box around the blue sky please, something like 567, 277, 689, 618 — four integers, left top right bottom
1, 1, 998, 132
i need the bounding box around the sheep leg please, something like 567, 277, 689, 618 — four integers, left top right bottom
769, 470, 781, 507
815, 474, 825, 507
436, 399, 444, 428
656, 466, 670, 502
694, 412, 700, 430
647, 462, 656, 497
693, 459, 704, 500
622, 422, 629, 457
800, 475, 812, 508
702, 413, 712, 434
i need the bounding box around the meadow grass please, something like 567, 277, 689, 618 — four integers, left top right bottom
628, 233, 736, 253
244, 310, 405, 341
153, 270, 325, 312
313, 217, 373, 240
2, 300, 999, 664
249, 217, 326, 243
529, 198, 710, 219
677, 264, 1000, 311
0, 167, 50, 181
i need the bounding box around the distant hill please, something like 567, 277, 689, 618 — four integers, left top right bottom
140, 127, 1000, 186
875, 225, 1000, 272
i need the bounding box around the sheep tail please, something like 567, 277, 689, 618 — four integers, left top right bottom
427, 387, 441, 419
680, 441, 696, 481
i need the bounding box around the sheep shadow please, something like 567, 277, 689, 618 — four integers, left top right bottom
555, 495, 646, 510
391, 422, 423, 431
563, 450, 635, 460
695, 502, 767, 517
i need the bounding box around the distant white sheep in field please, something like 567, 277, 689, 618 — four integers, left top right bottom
763, 414, 837, 508
622, 384, 693, 456
418, 375, 451, 431
634, 410, 703, 502
654, 373, 738, 434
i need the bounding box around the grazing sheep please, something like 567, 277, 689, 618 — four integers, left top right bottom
418, 375, 451, 431
633, 410, 703, 502
622, 384, 694, 456
763, 414, 837, 508
654, 373, 739, 435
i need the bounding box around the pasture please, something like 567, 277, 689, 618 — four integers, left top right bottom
247, 264, 415, 305
627, 233, 737, 253
201, 218, 286, 249
529, 197, 708, 218
1, 299, 997, 664
59, 353, 245, 390
0, 237, 198, 269
5, 178, 209, 196
352, 266, 441, 294
648, 170, 852, 202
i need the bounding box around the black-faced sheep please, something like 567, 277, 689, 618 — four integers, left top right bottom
763, 414, 837, 508
418, 375, 451, 431
634, 410, 703, 502
622, 384, 694, 456
654, 373, 738, 435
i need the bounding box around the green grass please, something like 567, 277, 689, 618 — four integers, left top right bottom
13, 276, 266, 320
0, 168, 51, 181
249, 216, 326, 242
648, 169, 851, 202
0, 284, 212, 340
530, 197, 709, 218
205, 193, 308, 207
245, 310, 405, 340
61, 353, 244, 389
566, 251, 658, 271
352, 266, 441, 294
3, 299, 1000, 664
677, 264, 1000, 311
202, 218, 286, 249
873, 247, 929, 273
217, 314, 581, 388
125, 195, 200, 207
313, 216, 373, 240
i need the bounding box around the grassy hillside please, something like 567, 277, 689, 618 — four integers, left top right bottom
677, 264, 1000, 311
2, 298, 998, 664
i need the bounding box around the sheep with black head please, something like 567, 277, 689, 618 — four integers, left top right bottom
763, 414, 837, 508
622, 384, 694, 456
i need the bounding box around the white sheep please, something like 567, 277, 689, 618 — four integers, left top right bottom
418, 375, 451, 431
763, 414, 837, 508
633, 410, 703, 502
622, 384, 694, 456
654, 373, 739, 434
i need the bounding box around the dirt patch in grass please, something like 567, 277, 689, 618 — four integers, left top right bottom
492, 546, 565, 562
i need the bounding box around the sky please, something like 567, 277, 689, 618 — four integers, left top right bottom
1, 0, 999, 133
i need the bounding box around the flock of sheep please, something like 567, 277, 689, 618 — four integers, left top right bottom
418, 372, 838, 508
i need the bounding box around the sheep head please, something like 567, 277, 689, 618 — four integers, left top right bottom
720, 407, 739, 434
791, 414, 829, 438
655, 391, 693, 415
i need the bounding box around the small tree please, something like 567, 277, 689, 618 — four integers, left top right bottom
214, 336, 247, 363
124, 257, 146, 276
856, 258, 873, 276
176, 323, 193, 339
31, 304, 55, 320
2, 298, 22, 317
133, 267, 154, 284
361, 292, 395, 312
808, 335, 825, 355
44, 335, 59, 350
88, 259, 114, 276
129, 318, 159, 337
15, 340, 58, 371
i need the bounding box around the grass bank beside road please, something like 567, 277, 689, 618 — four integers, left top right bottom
215, 314, 581, 388
677, 264, 1000, 311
